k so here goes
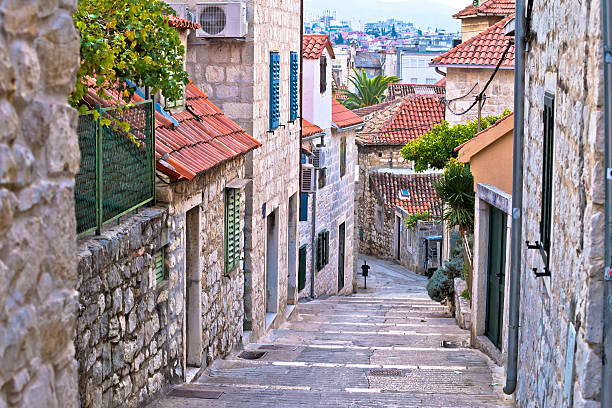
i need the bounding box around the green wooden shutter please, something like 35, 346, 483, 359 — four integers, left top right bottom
290, 51, 299, 122
270, 52, 280, 130
540, 92, 555, 267
225, 188, 242, 273
340, 137, 346, 177
324, 231, 330, 265
317, 231, 324, 271
298, 245, 307, 291
155, 248, 165, 284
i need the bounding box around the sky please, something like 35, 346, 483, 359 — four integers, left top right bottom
304, 0, 465, 32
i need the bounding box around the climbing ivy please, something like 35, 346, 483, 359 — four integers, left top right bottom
70, 0, 188, 111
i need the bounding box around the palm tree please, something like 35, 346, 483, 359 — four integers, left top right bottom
340, 69, 400, 110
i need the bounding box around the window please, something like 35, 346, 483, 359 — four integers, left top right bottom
165, 83, 185, 110
269, 52, 280, 130
225, 188, 242, 273
539, 92, 555, 270
340, 136, 346, 177
299, 193, 309, 221
290, 51, 299, 122
154, 247, 165, 284
318, 168, 326, 189
320, 55, 327, 93
317, 230, 330, 271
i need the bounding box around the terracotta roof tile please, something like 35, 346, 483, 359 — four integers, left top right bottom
332, 99, 364, 129
353, 99, 402, 118
370, 172, 442, 217
385, 83, 445, 102
303, 35, 335, 59
302, 119, 324, 137
358, 95, 445, 145
434, 77, 446, 86
166, 15, 201, 30
453, 0, 515, 18
431, 15, 515, 68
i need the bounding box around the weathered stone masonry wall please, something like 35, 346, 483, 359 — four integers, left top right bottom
0, 1, 81, 407
518, 0, 604, 406
76, 209, 181, 408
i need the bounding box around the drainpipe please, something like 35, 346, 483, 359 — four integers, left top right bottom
602, 0, 612, 404
310, 191, 316, 298
504, 0, 526, 395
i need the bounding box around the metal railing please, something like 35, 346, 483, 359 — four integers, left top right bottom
74, 100, 155, 236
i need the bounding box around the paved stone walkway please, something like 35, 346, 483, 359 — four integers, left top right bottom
148, 256, 509, 407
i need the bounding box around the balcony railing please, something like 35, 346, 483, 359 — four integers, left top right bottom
74, 100, 155, 236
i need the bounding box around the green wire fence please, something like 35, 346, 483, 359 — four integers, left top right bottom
74, 100, 156, 236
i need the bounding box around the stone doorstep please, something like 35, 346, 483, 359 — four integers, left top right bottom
473, 335, 504, 366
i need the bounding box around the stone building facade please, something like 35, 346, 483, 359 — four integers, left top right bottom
184, 0, 302, 338
515, 0, 604, 405
0, 1, 81, 407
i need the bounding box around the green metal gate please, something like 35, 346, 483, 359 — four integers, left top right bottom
485, 206, 507, 349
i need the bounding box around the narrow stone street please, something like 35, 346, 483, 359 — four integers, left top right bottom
148, 256, 509, 407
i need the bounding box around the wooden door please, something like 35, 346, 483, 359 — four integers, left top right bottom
485, 206, 506, 349
338, 223, 345, 292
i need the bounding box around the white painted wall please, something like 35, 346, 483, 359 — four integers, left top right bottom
303, 48, 332, 130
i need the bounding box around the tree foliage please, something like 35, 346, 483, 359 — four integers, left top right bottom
71, 0, 189, 110
403, 211, 432, 230
340, 69, 400, 110
426, 239, 466, 302
400, 109, 511, 172
432, 159, 475, 232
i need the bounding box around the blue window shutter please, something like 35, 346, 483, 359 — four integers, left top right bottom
290, 51, 299, 122
300, 193, 309, 221
270, 52, 280, 130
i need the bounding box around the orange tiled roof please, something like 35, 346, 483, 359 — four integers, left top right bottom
454, 0, 515, 18
431, 15, 515, 68
358, 95, 445, 146
332, 99, 364, 129
370, 172, 442, 217
166, 15, 201, 30
83, 81, 260, 181
434, 77, 446, 87
302, 119, 324, 137
385, 83, 445, 102
303, 34, 336, 59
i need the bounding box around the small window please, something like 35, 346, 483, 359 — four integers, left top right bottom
317, 230, 330, 271
299, 193, 309, 221
340, 136, 346, 177
318, 168, 326, 189
399, 189, 410, 200
225, 188, 242, 273
539, 92, 555, 270
290, 51, 299, 122
320, 56, 327, 93
154, 247, 165, 284
269, 52, 280, 130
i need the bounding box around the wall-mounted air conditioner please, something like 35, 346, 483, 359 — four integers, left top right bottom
195, 1, 248, 38
312, 147, 327, 169
301, 164, 317, 193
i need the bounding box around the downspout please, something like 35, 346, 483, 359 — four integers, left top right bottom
504, 0, 526, 395
435, 67, 446, 77
602, 0, 612, 404
310, 191, 316, 298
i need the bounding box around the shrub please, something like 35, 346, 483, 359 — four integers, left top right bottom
426, 268, 454, 302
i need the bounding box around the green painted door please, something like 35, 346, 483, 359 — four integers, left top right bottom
338, 223, 345, 291
298, 245, 307, 292
485, 206, 506, 349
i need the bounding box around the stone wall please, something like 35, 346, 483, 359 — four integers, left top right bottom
358, 178, 395, 259
518, 0, 604, 406
160, 157, 246, 367
445, 67, 513, 125
298, 128, 357, 298
0, 1, 81, 407
397, 215, 443, 275
460, 16, 504, 42
75, 208, 180, 408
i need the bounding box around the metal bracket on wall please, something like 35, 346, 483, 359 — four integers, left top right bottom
532, 267, 551, 278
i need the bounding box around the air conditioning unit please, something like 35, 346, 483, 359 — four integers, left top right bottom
312, 146, 327, 169
196, 1, 248, 38
301, 164, 317, 193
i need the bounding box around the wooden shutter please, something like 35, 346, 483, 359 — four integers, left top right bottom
225, 188, 242, 272
290, 51, 299, 122
320, 56, 327, 93
299, 193, 309, 221
340, 137, 346, 177
324, 230, 330, 265
540, 92, 554, 266
298, 245, 307, 291
270, 52, 280, 130
155, 248, 165, 284
317, 231, 324, 271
